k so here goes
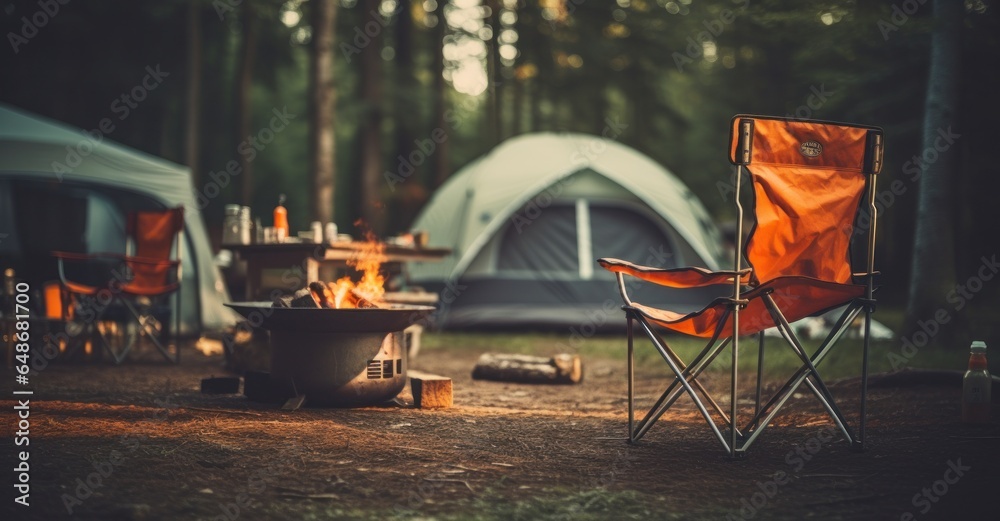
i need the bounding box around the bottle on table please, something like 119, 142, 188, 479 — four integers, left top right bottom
962, 340, 992, 423
273, 194, 289, 242
238, 206, 252, 245
324, 222, 338, 243
222, 204, 241, 245
310, 221, 323, 243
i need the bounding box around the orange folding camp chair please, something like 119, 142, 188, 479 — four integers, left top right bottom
54, 207, 184, 364
599, 115, 883, 457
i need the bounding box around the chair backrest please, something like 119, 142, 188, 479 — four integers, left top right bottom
126, 207, 184, 260
124, 207, 184, 290
729, 116, 883, 285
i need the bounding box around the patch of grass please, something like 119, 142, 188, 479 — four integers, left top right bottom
420, 327, 967, 382
392, 487, 670, 521
459, 488, 663, 521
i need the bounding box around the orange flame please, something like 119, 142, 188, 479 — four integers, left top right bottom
321, 228, 386, 309
348, 229, 387, 303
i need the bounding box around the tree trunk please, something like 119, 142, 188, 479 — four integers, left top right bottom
485, 0, 502, 144
512, 76, 523, 136
530, 79, 541, 132
904, 0, 962, 340
393, 0, 415, 183
184, 0, 203, 188
309, 0, 337, 225
359, 0, 385, 233
235, 3, 258, 206
432, 0, 451, 188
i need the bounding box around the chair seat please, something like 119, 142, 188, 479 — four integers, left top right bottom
629, 276, 866, 338
120, 281, 181, 297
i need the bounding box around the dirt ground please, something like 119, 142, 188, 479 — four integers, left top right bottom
3, 340, 999, 521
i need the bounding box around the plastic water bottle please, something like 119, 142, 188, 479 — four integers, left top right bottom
239, 206, 252, 244
962, 341, 991, 423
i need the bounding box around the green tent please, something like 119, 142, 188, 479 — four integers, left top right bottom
0, 103, 237, 335
409, 132, 727, 330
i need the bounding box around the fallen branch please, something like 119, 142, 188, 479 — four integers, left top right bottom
392, 445, 436, 453
276, 492, 340, 500
423, 478, 476, 494
448, 464, 481, 472
183, 407, 263, 417
801, 493, 888, 507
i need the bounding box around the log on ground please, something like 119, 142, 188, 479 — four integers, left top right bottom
471, 353, 583, 384
409, 370, 453, 408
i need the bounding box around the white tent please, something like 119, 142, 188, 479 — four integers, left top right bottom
409, 132, 728, 329
0, 104, 238, 334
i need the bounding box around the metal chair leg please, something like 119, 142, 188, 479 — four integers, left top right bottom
857, 305, 872, 452
627, 313, 635, 443
730, 305, 740, 458
754, 332, 764, 432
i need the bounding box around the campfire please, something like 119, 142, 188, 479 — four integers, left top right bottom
226, 230, 435, 407
275, 231, 388, 310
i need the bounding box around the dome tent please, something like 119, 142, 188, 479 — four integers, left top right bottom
0, 103, 238, 335
408, 132, 729, 330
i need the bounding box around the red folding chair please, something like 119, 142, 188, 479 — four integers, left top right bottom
54, 207, 184, 363
599, 115, 883, 457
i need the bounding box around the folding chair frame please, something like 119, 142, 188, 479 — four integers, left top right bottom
55, 253, 182, 364
53, 207, 184, 365
111, 267, 183, 365
613, 117, 882, 458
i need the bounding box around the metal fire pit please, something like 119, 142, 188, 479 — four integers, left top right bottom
227, 302, 434, 407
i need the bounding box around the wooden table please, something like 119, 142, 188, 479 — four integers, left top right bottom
227, 241, 451, 301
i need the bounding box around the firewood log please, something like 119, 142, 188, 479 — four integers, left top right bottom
308, 282, 332, 308
289, 288, 320, 308
471, 353, 583, 384
350, 288, 381, 309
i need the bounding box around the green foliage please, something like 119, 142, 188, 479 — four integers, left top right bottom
1, 0, 997, 307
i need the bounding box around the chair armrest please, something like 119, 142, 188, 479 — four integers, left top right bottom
123, 255, 180, 269
51, 251, 130, 288
51, 251, 129, 262
598, 258, 751, 289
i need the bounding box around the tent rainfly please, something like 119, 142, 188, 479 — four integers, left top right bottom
0, 103, 238, 335
408, 132, 729, 330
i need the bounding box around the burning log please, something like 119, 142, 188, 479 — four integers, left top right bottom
272, 232, 388, 310
302, 281, 382, 309
308, 282, 333, 308
289, 288, 320, 308
273, 283, 385, 309
349, 288, 380, 309
273, 288, 315, 308
471, 353, 583, 385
